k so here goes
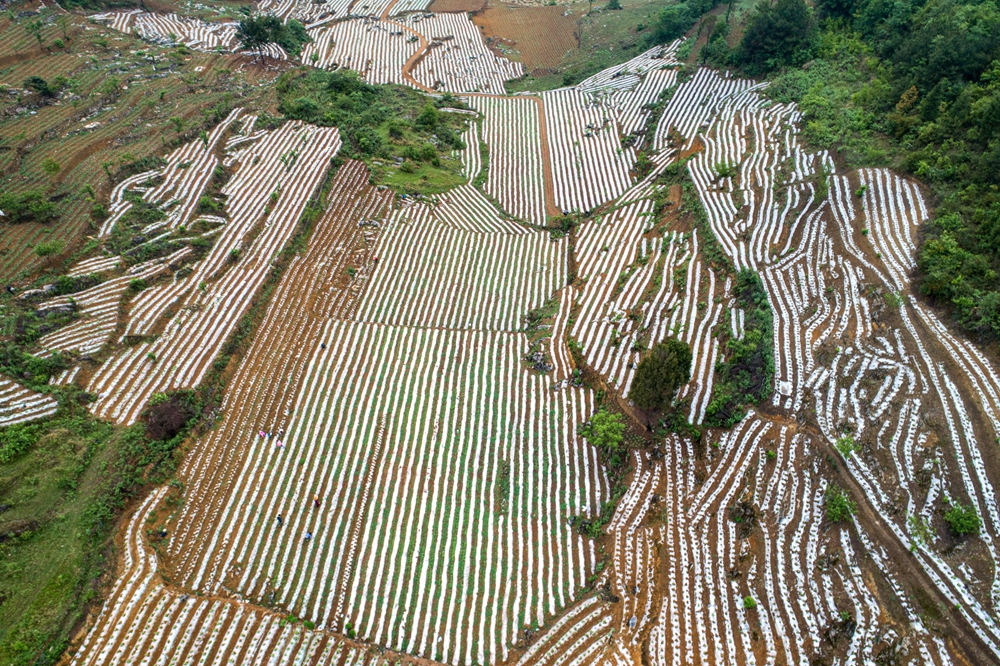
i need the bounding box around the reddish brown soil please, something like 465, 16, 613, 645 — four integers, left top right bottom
472, 4, 578, 73
428, 0, 486, 12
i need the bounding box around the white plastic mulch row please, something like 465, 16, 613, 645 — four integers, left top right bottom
0, 375, 58, 426
185, 320, 608, 666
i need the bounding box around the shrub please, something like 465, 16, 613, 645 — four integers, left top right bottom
944, 503, 982, 536
0, 190, 58, 223
743, 596, 757, 609
129, 278, 148, 292
824, 484, 856, 522
34, 240, 65, 257
835, 435, 856, 456
0, 424, 39, 463
145, 390, 201, 440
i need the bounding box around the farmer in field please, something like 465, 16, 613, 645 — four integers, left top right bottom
276, 515, 283, 526
313, 495, 321, 509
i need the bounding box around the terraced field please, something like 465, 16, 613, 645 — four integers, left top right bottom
6, 2, 1000, 666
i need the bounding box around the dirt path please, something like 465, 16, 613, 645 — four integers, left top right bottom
382, 0, 560, 220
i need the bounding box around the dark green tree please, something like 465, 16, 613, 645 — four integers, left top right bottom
24, 75, 54, 97
629, 338, 693, 412
736, 0, 814, 74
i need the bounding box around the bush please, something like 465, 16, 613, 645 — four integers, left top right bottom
34, 240, 65, 257
743, 596, 757, 609
944, 503, 982, 536
579, 409, 628, 470
0, 424, 39, 463
629, 338, 692, 412
0, 190, 58, 224
145, 391, 201, 441
824, 484, 856, 522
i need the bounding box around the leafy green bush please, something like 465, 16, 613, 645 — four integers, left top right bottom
824, 484, 856, 522
743, 596, 757, 609
579, 409, 628, 469
0, 190, 58, 224
0, 424, 39, 463
944, 503, 982, 536
34, 240, 65, 257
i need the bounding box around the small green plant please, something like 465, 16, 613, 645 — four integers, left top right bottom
34, 239, 65, 257
228, 248, 241, 262
944, 503, 982, 536
346, 266, 357, 278
884, 291, 903, 308
824, 485, 856, 523
765, 449, 776, 460
907, 513, 934, 546
743, 596, 757, 609
41, 157, 61, 177
835, 435, 856, 457
147, 352, 157, 363
129, 278, 148, 292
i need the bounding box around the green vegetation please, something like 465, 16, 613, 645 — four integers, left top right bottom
824, 484, 857, 522
834, 435, 857, 456
236, 14, 312, 59
728, 0, 1000, 341
734, 0, 814, 74
33, 240, 65, 258
944, 503, 982, 536
629, 338, 693, 412
579, 408, 628, 468
0, 271, 208, 664
276, 69, 470, 195
0, 191, 58, 224
705, 269, 774, 427
743, 596, 757, 609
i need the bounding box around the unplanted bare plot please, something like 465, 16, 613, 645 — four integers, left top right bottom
472, 4, 578, 72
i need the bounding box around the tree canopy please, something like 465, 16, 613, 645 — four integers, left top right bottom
237, 15, 312, 59
736, 0, 815, 74
629, 338, 692, 412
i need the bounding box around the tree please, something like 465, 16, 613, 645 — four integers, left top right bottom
607, 0, 622, 9
945, 503, 982, 536
579, 409, 627, 466
24, 75, 54, 97
629, 338, 692, 412
27, 19, 44, 49
736, 0, 814, 74
0, 190, 58, 223
650, 4, 693, 44
34, 239, 65, 257
237, 15, 312, 61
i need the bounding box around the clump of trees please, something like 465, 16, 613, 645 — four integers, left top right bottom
237, 14, 312, 60
629, 338, 692, 412
735, 0, 814, 74
276, 68, 467, 162
0, 190, 58, 224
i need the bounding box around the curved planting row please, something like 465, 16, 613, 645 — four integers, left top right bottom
0, 375, 58, 426
86, 114, 342, 424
